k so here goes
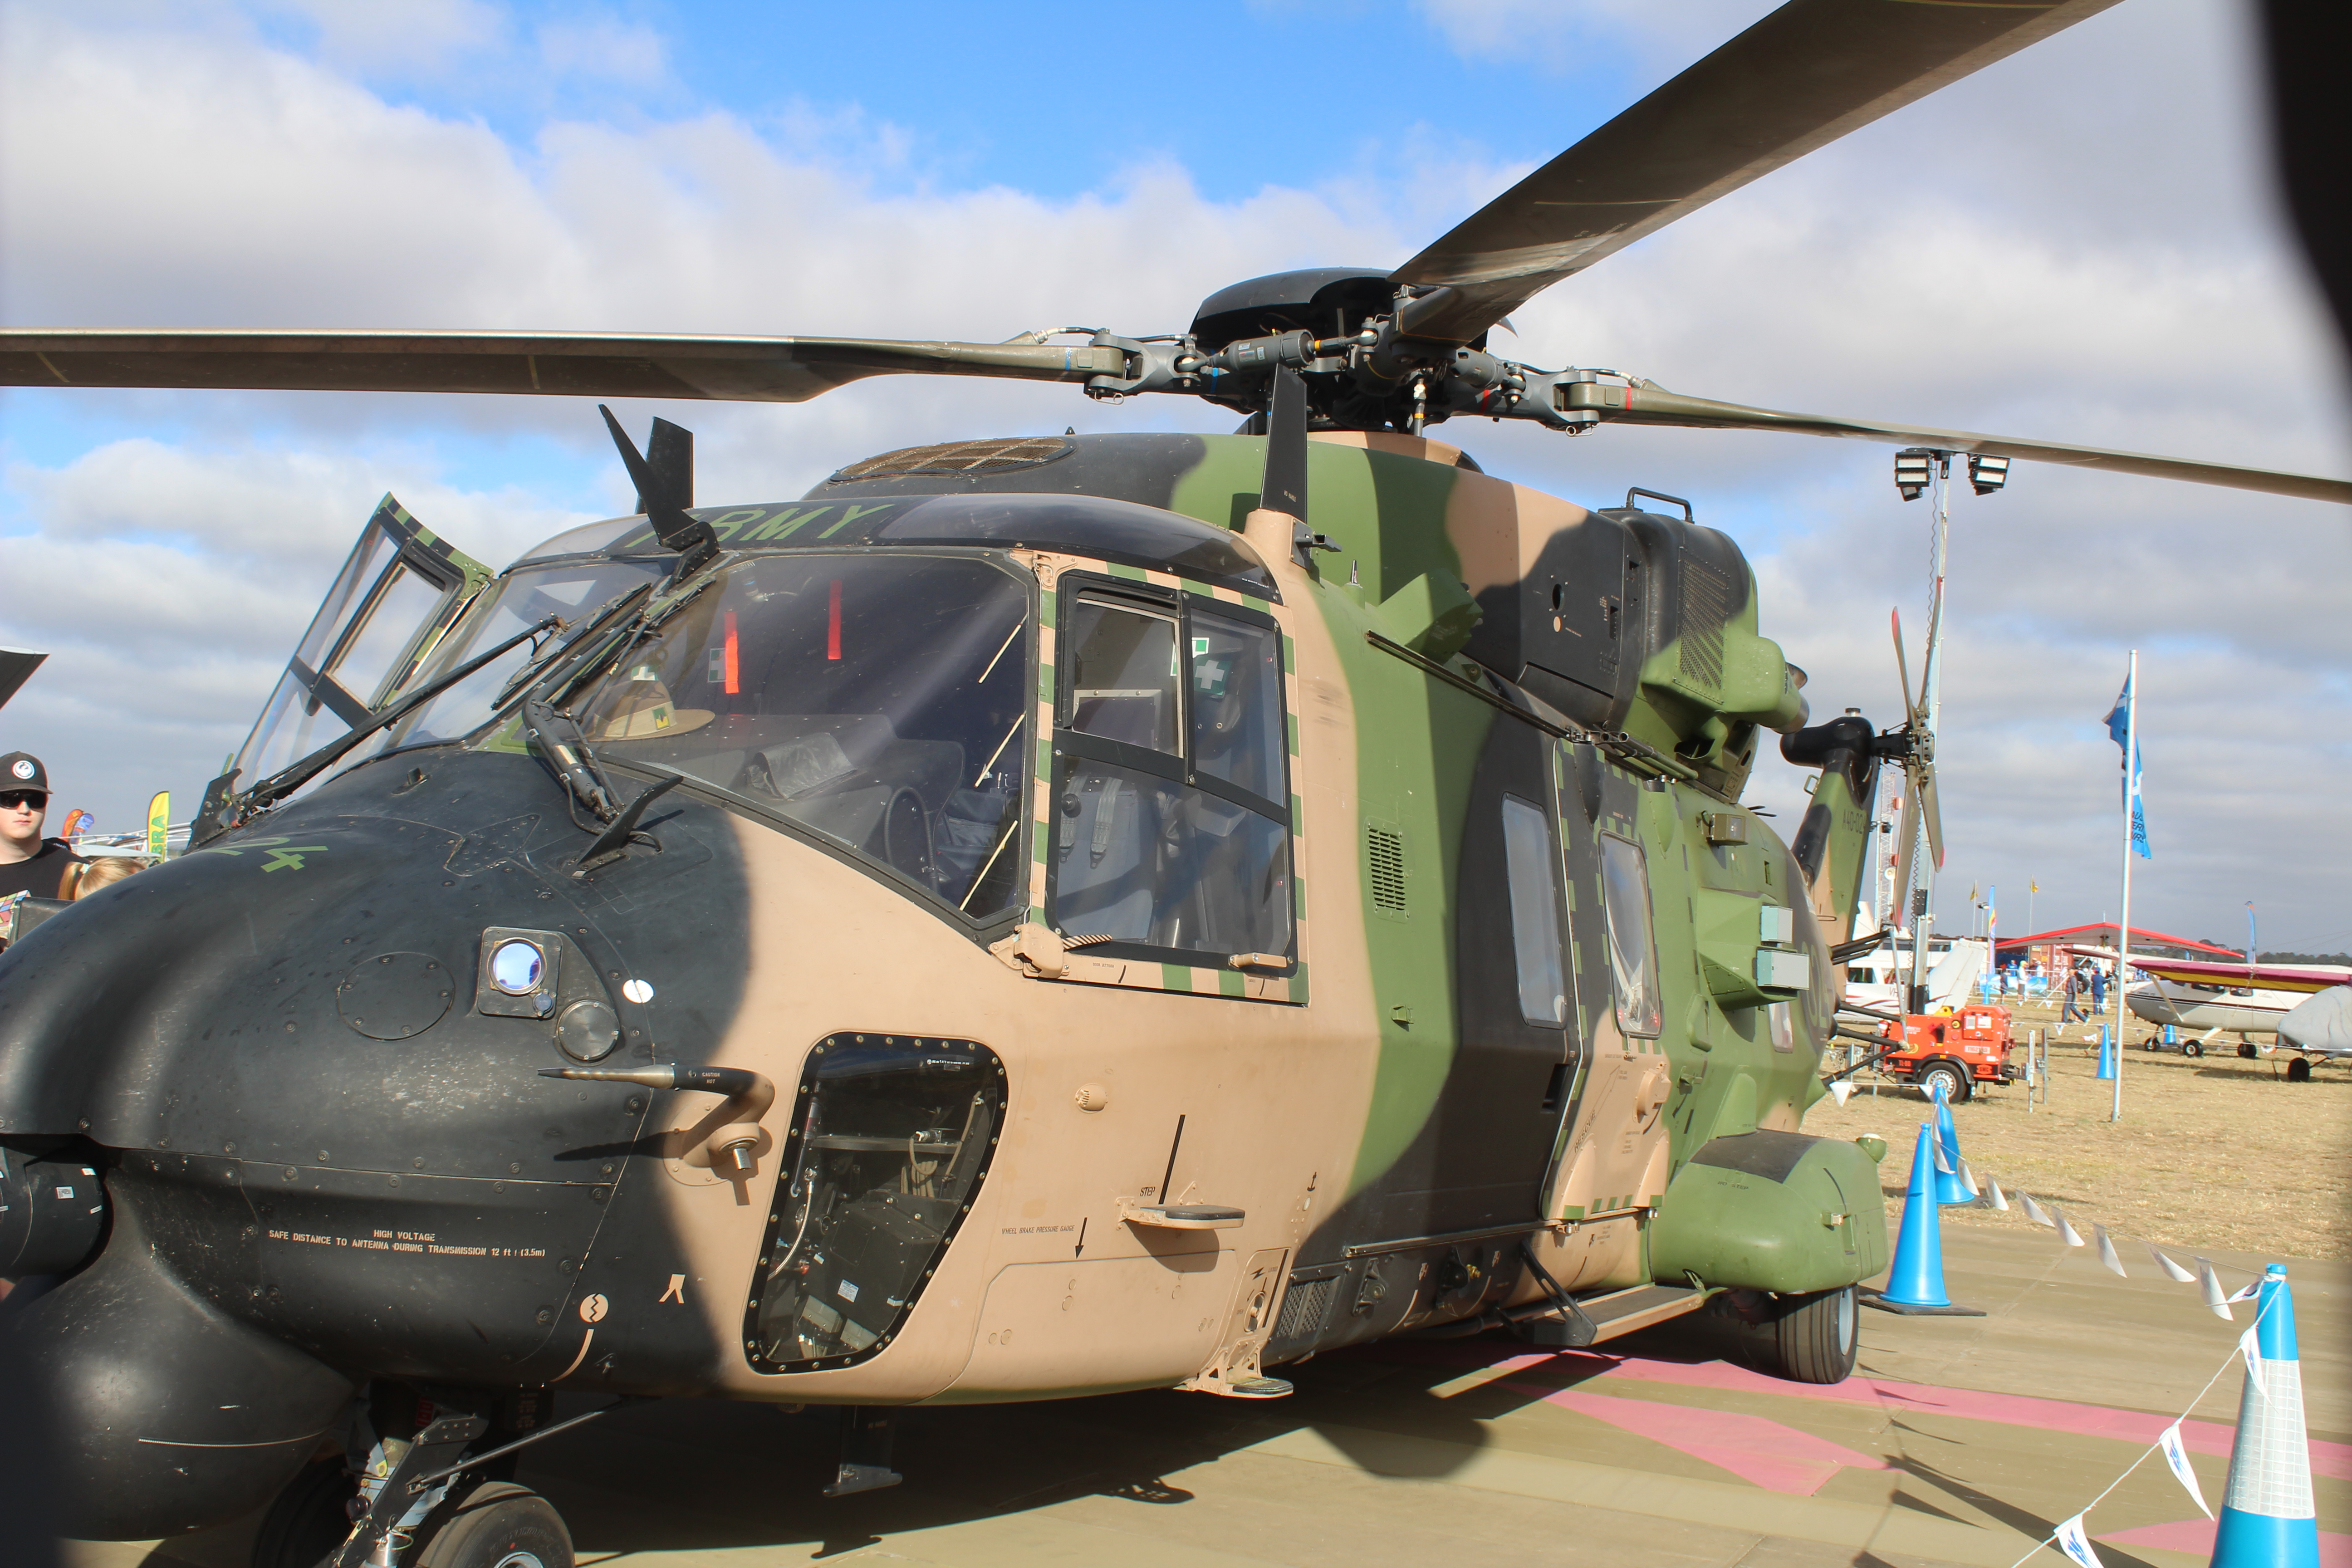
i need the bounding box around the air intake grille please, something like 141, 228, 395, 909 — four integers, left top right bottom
1677, 561, 1730, 689
1274, 1274, 1336, 1343
1367, 827, 1406, 913
830, 436, 1072, 482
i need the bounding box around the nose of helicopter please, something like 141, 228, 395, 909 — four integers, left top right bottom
0, 748, 753, 1538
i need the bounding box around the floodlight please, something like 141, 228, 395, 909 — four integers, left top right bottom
1894, 448, 1934, 501
1968, 452, 2010, 495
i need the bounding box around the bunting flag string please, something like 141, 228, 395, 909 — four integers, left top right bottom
2002, 1286, 2283, 1568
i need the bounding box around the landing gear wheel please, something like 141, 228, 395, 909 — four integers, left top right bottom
1771, 1284, 1859, 1385
412, 1482, 573, 1568
1917, 1061, 1970, 1105
2182, 1040, 2204, 1058
250, 1460, 358, 1568
2287, 1056, 2313, 1083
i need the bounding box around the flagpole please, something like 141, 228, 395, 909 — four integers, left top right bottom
2113, 649, 2136, 1123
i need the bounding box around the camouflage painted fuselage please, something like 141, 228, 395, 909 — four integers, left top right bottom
0, 431, 1889, 1538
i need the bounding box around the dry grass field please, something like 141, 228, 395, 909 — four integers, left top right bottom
1805, 998, 2352, 1262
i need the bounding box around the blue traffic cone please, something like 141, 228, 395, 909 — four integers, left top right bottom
2096, 1025, 2117, 1079
1860, 1125, 1984, 1317
1931, 1081, 1971, 1205
2211, 1264, 2320, 1567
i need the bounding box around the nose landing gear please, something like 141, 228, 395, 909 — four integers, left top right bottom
251, 1387, 614, 1568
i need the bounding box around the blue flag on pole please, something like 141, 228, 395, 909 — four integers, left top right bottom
2103, 675, 2150, 859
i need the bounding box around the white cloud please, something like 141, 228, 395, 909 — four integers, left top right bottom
534, 13, 666, 90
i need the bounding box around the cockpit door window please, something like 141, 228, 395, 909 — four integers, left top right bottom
1064, 598, 1182, 755
1045, 580, 1296, 988
230, 495, 489, 787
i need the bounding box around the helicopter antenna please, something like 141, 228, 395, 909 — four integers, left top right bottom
1261, 363, 1308, 521
598, 406, 718, 573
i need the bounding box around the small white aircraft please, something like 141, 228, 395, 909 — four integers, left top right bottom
2103, 951, 2352, 1077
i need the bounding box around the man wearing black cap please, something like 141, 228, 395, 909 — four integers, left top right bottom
0, 752, 82, 901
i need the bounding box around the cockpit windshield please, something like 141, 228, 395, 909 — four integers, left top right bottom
557, 552, 1031, 919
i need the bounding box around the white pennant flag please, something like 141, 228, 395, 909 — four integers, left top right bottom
2196, 1258, 2232, 1320
2146, 1243, 2197, 1284
1932, 1136, 1954, 1175
2226, 1280, 2260, 1303
2238, 1324, 2268, 1402
2093, 1225, 2127, 1277
2052, 1512, 2105, 1567
2053, 1208, 2086, 1248
2158, 1421, 2212, 1519
1986, 1177, 2009, 1212
1828, 1079, 1856, 1107
2022, 1192, 2055, 1227
1958, 1157, 1980, 1198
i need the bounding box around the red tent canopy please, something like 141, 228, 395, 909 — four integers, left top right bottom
1994, 922, 2239, 957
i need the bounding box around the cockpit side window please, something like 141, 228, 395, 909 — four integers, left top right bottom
559, 552, 1033, 920
1048, 581, 1293, 971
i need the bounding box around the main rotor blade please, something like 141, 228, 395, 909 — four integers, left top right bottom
0, 329, 1127, 403
1391, 0, 2122, 344
1582, 380, 2352, 505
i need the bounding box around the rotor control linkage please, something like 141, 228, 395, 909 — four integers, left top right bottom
541, 1064, 774, 1175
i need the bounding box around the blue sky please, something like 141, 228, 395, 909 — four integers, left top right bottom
3, 0, 2348, 945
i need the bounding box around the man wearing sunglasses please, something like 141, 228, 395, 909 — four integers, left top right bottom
0, 752, 82, 902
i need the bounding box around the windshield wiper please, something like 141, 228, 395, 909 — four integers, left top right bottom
522, 693, 619, 822
491, 582, 655, 710
191, 614, 562, 846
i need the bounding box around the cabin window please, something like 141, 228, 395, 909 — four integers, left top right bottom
1049, 585, 1293, 966
1599, 833, 1663, 1037
1500, 794, 1567, 1026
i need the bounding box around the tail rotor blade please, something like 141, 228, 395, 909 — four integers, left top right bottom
1890, 610, 1920, 729
1918, 759, 1945, 872
1892, 784, 1920, 917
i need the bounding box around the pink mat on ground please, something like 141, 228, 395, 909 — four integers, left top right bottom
1362, 1340, 2352, 1482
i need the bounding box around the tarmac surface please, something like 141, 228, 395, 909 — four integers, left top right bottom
73, 1229, 2349, 1568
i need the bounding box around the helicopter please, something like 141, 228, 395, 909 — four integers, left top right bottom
3, 2, 2349, 1565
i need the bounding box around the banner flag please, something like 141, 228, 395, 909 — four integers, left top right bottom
2102, 674, 2150, 860
145, 791, 169, 860
2197, 1258, 2232, 1320
2093, 1225, 2127, 1277
2158, 1421, 2213, 1518
2053, 1512, 2105, 1567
